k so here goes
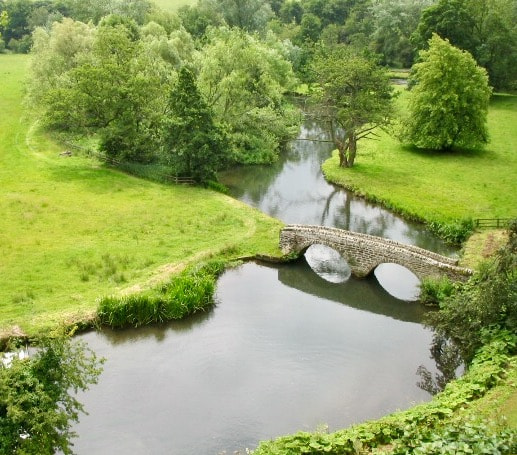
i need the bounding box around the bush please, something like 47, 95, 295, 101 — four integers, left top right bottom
419, 277, 455, 306
425, 221, 517, 363
427, 218, 475, 244
7, 35, 32, 53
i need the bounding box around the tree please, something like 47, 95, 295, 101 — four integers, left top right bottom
0, 10, 8, 49
196, 27, 298, 164
162, 67, 229, 183
0, 334, 103, 455
402, 34, 491, 151
412, 0, 517, 90
412, 0, 478, 56
216, 0, 274, 33
311, 44, 394, 167
369, 0, 432, 68
32, 16, 170, 163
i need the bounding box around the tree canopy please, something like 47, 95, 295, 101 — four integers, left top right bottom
402, 34, 491, 151
162, 67, 229, 183
196, 27, 299, 164
311, 44, 394, 167
0, 335, 103, 455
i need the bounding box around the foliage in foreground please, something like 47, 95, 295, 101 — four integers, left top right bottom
402, 34, 491, 151
426, 220, 517, 363
97, 260, 227, 328
0, 333, 103, 455
253, 332, 516, 454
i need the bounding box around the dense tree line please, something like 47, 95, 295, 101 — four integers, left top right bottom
12, 0, 515, 176
3, 0, 516, 89
26, 11, 299, 181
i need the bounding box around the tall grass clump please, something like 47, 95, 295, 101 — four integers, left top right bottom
97, 260, 227, 328
427, 218, 475, 245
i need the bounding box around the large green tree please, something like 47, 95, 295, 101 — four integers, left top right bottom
0, 335, 103, 455
162, 67, 229, 183
311, 44, 394, 168
30, 16, 170, 163
402, 34, 491, 151
413, 0, 517, 89
196, 27, 299, 164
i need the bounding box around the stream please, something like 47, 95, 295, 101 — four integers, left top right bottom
73, 119, 457, 454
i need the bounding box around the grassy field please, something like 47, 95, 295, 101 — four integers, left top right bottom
322, 88, 517, 226
152, 0, 196, 12
0, 54, 282, 338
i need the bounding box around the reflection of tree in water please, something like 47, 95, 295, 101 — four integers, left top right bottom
417, 334, 463, 395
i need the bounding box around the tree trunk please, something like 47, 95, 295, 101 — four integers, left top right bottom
347, 134, 357, 167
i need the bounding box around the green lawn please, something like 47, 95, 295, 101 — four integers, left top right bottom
322, 88, 517, 225
152, 0, 196, 12
0, 54, 282, 338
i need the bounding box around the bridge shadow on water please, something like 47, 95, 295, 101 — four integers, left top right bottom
270, 258, 429, 324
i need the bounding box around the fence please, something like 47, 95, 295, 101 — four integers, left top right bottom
61, 142, 195, 185
474, 218, 513, 229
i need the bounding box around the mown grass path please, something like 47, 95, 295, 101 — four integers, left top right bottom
0, 54, 282, 337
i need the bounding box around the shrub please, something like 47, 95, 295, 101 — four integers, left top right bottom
97, 260, 227, 328
425, 221, 517, 362
419, 277, 455, 306
427, 218, 475, 244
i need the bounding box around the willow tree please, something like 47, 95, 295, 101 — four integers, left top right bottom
311, 45, 394, 168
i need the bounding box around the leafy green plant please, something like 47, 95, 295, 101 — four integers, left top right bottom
427, 218, 475, 244
97, 260, 227, 328
0, 332, 103, 455
419, 276, 455, 306
425, 222, 517, 362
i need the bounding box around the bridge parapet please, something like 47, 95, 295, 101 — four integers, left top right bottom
280, 224, 472, 282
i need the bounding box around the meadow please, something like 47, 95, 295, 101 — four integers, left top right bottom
322, 88, 517, 228
152, 0, 195, 12
0, 54, 282, 338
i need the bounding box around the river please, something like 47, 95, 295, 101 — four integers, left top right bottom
73, 119, 457, 454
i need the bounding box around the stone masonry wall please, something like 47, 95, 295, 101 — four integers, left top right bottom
280, 224, 472, 282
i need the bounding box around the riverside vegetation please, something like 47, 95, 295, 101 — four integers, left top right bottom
322, 88, 517, 244
0, 53, 283, 339
1, 0, 517, 452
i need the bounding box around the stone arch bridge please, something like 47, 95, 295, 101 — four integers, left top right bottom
280, 224, 472, 282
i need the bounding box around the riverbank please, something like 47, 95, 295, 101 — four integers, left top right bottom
322, 89, 517, 242
254, 334, 517, 453
0, 54, 283, 340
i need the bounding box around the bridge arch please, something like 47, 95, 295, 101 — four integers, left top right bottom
280, 224, 472, 282
303, 243, 352, 284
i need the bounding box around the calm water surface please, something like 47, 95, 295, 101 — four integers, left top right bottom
74, 119, 456, 454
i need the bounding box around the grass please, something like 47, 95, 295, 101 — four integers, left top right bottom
152, 0, 196, 12
322, 88, 517, 228
0, 54, 283, 338
97, 259, 226, 328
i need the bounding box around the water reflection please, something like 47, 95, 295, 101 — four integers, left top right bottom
304, 244, 352, 283
219, 120, 456, 257
74, 263, 437, 455
275, 260, 427, 323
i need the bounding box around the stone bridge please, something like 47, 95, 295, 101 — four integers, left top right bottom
280, 224, 472, 282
